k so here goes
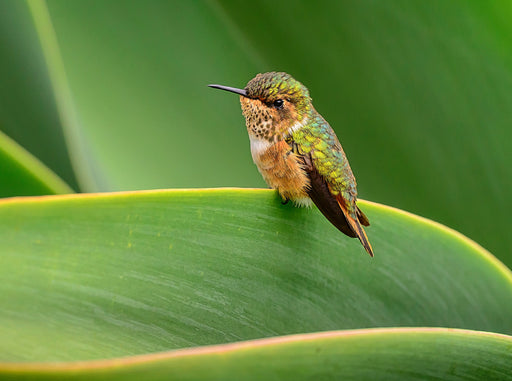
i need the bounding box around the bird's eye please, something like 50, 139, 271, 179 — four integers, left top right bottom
273, 99, 284, 109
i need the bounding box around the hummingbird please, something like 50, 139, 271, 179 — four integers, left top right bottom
209, 72, 373, 256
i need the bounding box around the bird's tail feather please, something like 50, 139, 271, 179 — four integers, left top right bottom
338, 199, 374, 257
357, 206, 370, 226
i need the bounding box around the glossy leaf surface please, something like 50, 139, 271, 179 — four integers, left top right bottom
0, 189, 511, 362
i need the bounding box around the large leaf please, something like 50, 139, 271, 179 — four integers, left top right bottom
36, 0, 512, 267
0, 129, 73, 197
0, 189, 511, 362
2, 329, 511, 380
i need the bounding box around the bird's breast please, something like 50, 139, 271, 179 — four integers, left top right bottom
250, 138, 310, 203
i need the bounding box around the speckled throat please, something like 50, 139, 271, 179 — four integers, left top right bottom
241, 97, 279, 142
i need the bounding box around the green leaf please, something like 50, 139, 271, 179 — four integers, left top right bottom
0, 129, 73, 197
0, 0, 79, 190
36, 0, 512, 268
26, 0, 107, 192
2, 329, 512, 380
0, 189, 511, 362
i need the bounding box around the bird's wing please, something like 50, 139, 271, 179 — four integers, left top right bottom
297, 146, 374, 257
300, 152, 357, 238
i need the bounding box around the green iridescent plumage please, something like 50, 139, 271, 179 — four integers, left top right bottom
292, 113, 358, 215
245, 72, 309, 99
245, 72, 311, 121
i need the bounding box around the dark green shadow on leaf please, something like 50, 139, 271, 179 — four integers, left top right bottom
0, 129, 73, 197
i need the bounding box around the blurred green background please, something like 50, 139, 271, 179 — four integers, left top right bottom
0, 0, 511, 267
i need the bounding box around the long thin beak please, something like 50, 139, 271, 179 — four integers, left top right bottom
208, 84, 248, 97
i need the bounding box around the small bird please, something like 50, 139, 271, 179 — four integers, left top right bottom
209, 72, 373, 256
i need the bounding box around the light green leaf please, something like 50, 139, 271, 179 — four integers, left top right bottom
0, 189, 510, 362
2, 329, 512, 380
0, 129, 73, 197
27, 0, 106, 192
43, 0, 262, 192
